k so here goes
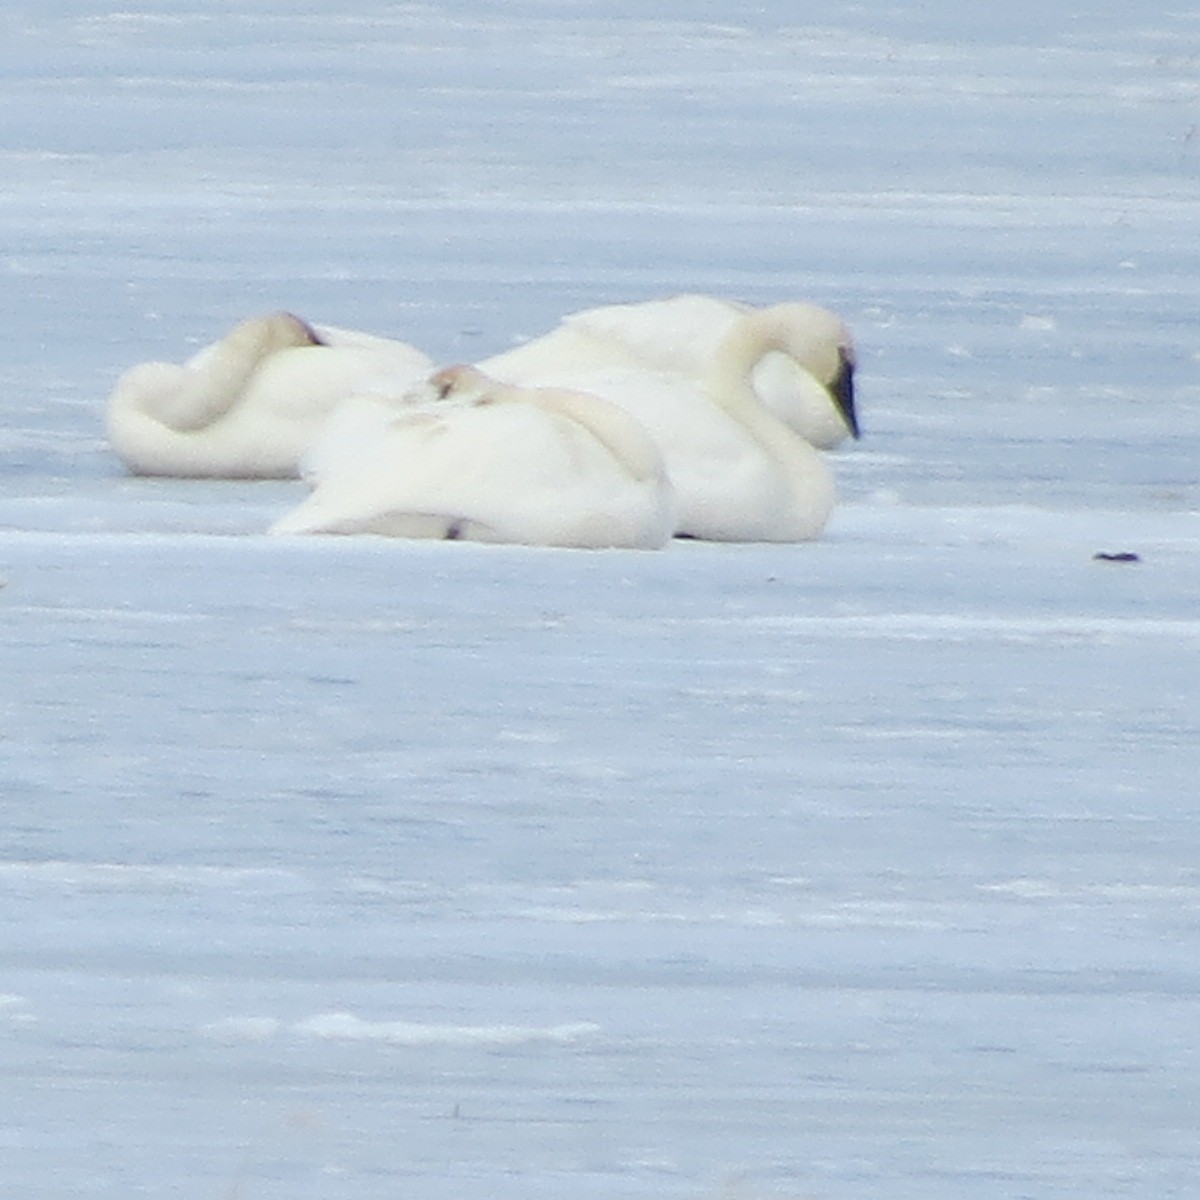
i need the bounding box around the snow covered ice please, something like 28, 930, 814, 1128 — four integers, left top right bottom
2, 3, 1199, 1198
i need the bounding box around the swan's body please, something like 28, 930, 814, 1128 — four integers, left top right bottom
482, 293, 859, 449
474, 303, 844, 542
106, 313, 434, 478
270, 366, 675, 550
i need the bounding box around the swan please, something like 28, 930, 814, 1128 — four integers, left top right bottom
105, 312, 434, 478
269, 366, 675, 550
475, 302, 845, 542
481, 293, 860, 448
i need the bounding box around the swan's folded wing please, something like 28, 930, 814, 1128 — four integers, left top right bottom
564, 294, 745, 376
311, 324, 435, 374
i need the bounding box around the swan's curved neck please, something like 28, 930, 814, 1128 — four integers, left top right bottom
714, 304, 857, 439
705, 309, 836, 527
155, 313, 321, 432
707, 309, 826, 432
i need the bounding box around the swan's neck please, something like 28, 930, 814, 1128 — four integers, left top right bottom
705, 311, 836, 527
716, 303, 857, 440
156, 313, 321, 432
708, 309, 815, 433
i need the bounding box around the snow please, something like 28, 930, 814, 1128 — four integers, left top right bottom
2, 3, 1199, 1198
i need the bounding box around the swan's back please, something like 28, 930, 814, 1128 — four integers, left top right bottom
272, 375, 674, 549
310, 324, 437, 377
567, 294, 748, 374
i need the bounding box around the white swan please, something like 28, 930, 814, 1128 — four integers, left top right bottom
269, 366, 675, 550
482, 293, 859, 448
475, 302, 844, 542
474, 304, 845, 542
105, 312, 434, 478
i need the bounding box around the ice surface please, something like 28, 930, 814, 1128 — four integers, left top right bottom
2, 3, 1199, 1198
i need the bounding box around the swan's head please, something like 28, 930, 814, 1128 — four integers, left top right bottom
234, 311, 326, 353
744, 303, 860, 440
428, 364, 496, 404
280, 312, 326, 347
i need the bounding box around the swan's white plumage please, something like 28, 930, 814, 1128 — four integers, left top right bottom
482, 293, 859, 450
477, 302, 844, 542
271, 367, 675, 550
106, 313, 434, 478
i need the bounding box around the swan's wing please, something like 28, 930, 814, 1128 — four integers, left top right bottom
563, 294, 745, 376
480, 322, 647, 380
485, 295, 747, 385
310, 324, 434, 373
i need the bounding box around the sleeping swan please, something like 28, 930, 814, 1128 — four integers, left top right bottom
269, 366, 675, 550
105, 312, 434, 478
482, 294, 860, 449
476, 302, 845, 542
